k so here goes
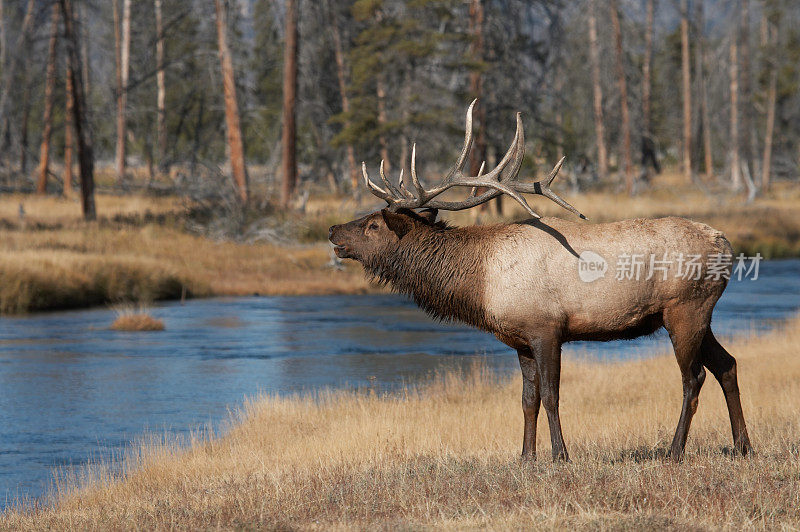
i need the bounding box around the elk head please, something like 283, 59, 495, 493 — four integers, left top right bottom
329, 100, 586, 264
329, 208, 438, 262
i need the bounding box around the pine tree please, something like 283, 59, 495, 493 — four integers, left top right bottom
332, 0, 464, 171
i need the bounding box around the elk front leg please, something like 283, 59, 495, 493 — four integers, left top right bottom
517, 348, 540, 460
528, 335, 569, 461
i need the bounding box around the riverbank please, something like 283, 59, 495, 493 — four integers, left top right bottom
0, 194, 373, 314
1, 172, 799, 313
3, 314, 798, 529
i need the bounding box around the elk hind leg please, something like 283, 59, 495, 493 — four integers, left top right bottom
517, 348, 540, 460
663, 307, 707, 460
527, 335, 568, 461
701, 329, 753, 456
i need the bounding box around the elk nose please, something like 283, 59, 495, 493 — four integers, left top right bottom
328, 226, 335, 241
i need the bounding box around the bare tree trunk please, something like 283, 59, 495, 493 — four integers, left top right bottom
114, 0, 131, 184
119, 0, 131, 181
190, 95, 204, 177
79, 1, 89, 95
555, 69, 570, 194
761, 17, 778, 191
695, 0, 713, 179
469, 0, 491, 213
468, 0, 486, 177
73, 0, 90, 145
59, 0, 95, 220
36, 4, 60, 195
215, 0, 249, 204
642, 0, 654, 138
740, 0, 756, 179
729, 39, 741, 190
0, 1, 6, 111
155, 0, 167, 174
399, 71, 410, 178
113, 0, 125, 183
0, 0, 5, 72
20, 72, 30, 174
64, 60, 74, 197
376, 74, 389, 171
329, 1, 358, 195
588, 0, 607, 180
0, 0, 35, 157
679, 0, 692, 182
114, 0, 131, 183
610, 0, 633, 194
0, 0, 8, 154
279, 0, 298, 207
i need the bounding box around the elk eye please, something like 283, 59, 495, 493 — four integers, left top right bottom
368, 222, 379, 231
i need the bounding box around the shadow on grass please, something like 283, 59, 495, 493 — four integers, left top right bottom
608, 444, 748, 464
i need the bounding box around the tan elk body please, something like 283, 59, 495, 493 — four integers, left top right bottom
481, 216, 729, 343
329, 102, 752, 461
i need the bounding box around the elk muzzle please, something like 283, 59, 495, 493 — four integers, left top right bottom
328, 223, 353, 259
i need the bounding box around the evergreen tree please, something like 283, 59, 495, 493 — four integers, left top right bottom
332, 0, 465, 173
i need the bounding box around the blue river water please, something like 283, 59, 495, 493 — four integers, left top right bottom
0, 259, 799, 504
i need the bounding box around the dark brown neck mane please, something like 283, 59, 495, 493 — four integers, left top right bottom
363, 223, 496, 331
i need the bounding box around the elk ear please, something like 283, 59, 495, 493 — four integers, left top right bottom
418, 208, 438, 224
381, 209, 414, 238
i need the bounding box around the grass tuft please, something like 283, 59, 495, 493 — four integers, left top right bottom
110, 313, 165, 332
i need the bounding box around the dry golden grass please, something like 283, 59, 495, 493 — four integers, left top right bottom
0, 194, 372, 313
3, 317, 799, 530
110, 313, 165, 332
3, 193, 180, 226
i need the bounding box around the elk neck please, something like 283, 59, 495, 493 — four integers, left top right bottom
365, 223, 499, 331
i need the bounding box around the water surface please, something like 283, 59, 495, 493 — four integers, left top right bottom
1, 259, 798, 503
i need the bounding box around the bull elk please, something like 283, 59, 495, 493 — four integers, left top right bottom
329, 101, 752, 461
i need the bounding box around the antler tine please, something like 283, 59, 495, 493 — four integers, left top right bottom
514, 157, 587, 219
502, 113, 526, 183
442, 98, 477, 181
468, 161, 486, 198
410, 143, 425, 200
397, 168, 414, 199
546, 156, 565, 186
537, 157, 587, 219
379, 160, 405, 199
362, 161, 393, 202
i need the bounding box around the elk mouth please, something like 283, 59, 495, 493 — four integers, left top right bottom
331, 242, 351, 258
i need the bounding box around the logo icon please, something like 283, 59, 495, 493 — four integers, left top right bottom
578, 250, 607, 283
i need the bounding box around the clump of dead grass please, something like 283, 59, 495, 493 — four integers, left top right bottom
3, 316, 799, 530
110, 306, 165, 331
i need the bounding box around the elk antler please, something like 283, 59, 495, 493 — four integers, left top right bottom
361, 100, 586, 220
